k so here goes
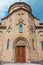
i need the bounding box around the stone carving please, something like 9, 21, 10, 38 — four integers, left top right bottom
16, 18, 26, 25
7, 25, 12, 33
18, 12, 24, 16
30, 26, 35, 33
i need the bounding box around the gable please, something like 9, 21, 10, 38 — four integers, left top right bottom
1, 2, 39, 28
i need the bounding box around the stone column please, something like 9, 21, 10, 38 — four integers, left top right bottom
26, 46, 31, 63
12, 45, 16, 63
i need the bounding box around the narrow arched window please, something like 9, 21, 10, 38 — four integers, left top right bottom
7, 39, 9, 49
32, 39, 35, 50
19, 23, 23, 32
41, 41, 43, 50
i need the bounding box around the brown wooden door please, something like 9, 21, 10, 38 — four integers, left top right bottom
16, 46, 26, 63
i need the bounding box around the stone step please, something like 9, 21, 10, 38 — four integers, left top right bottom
2, 63, 41, 65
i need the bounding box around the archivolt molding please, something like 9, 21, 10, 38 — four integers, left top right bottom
13, 37, 29, 47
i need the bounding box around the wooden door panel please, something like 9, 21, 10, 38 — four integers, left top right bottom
16, 47, 19, 62
16, 46, 26, 63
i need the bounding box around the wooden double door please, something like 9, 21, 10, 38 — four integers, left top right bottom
16, 46, 26, 63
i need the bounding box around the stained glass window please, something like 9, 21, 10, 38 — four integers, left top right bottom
41, 41, 43, 50
19, 23, 23, 32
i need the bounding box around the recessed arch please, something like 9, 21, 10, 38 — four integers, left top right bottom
13, 37, 29, 63
12, 37, 31, 63
13, 37, 29, 47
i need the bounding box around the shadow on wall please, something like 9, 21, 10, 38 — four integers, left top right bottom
0, 61, 2, 65
31, 60, 43, 65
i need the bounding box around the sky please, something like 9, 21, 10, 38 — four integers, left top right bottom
0, 0, 43, 23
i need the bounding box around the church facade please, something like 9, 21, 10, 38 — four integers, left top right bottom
0, 2, 43, 63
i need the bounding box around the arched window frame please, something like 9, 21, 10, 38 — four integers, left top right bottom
19, 23, 23, 33
32, 39, 35, 50
41, 41, 43, 50
7, 39, 10, 49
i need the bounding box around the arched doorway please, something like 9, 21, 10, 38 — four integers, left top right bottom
13, 37, 29, 63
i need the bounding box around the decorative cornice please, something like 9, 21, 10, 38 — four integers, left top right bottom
8, 2, 32, 13
0, 26, 6, 29
35, 26, 43, 29
2, 7, 39, 21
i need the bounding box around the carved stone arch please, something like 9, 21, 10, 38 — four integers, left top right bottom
13, 37, 29, 47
